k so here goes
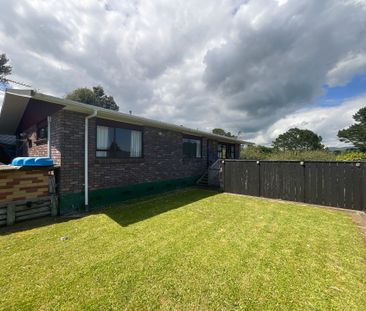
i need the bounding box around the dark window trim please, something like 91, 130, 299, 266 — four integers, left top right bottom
183, 134, 202, 140
95, 157, 145, 164
217, 142, 236, 159
96, 118, 143, 131
36, 119, 48, 144
183, 135, 202, 159
95, 124, 144, 159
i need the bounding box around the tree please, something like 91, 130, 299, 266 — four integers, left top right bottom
212, 128, 235, 137
66, 88, 95, 105
240, 145, 273, 160
91, 86, 119, 111
338, 107, 366, 151
0, 53, 12, 83
272, 128, 324, 151
66, 86, 119, 111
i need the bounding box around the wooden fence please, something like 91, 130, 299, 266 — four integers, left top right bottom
223, 160, 366, 211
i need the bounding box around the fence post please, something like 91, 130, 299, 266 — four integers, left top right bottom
7, 203, 15, 226
301, 161, 306, 203
257, 161, 261, 197
221, 160, 225, 191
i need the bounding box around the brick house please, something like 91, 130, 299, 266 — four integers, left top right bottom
0, 89, 247, 214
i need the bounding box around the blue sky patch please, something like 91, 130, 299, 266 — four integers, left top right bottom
315, 75, 366, 107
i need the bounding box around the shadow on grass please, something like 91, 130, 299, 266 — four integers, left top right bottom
0, 216, 76, 236
101, 188, 218, 227
0, 188, 219, 235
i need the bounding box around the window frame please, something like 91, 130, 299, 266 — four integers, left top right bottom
95, 120, 144, 159
182, 135, 202, 159
218, 143, 235, 159
36, 119, 48, 144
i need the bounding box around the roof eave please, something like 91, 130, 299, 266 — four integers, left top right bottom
3, 89, 251, 144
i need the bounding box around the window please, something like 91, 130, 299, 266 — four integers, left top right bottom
36, 121, 48, 140
96, 125, 142, 158
218, 144, 235, 159
183, 137, 201, 158
218, 144, 226, 159
96, 126, 114, 157
226, 145, 235, 159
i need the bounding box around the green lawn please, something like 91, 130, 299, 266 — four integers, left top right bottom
1, 189, 366, 310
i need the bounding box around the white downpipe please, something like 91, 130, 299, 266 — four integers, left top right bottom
47, 116, 51, 158
85, 110, 97, 212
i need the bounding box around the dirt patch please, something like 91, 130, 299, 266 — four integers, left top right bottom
351, 212, 366, 243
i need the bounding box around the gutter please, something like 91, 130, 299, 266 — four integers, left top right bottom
85, 110, 97, 212
47, 116, 51, 158
4, 90, 250, 145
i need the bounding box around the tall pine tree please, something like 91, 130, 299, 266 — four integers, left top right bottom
0, 53, 12, 83
338, 107, 366, 151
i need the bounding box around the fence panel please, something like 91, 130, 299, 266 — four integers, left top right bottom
303, 162, 365, 210
224, 160, 366, 212
224, 161, 260, 196
260, 162, 304, 202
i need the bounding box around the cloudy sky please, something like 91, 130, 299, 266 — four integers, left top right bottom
1, 0, 366, 147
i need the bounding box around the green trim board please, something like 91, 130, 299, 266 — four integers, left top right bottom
59, 175, 200, 215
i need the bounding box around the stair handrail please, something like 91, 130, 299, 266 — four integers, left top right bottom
197, 159, 222, 186
209, 159, 221, 170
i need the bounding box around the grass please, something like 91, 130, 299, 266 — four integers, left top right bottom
1, 188, 366, 310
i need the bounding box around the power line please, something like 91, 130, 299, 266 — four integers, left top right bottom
3, 78, 32, 88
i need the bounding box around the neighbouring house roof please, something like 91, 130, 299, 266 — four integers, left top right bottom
0, 89, 250, 144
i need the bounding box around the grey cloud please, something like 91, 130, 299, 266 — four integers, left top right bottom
203, 0, 366, 135
1, 0, 366, 146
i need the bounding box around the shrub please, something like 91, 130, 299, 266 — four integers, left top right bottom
241, 145, 273, 160
336, 151, 366, 161
268, 150, 336, 161
240, 146, 336, 161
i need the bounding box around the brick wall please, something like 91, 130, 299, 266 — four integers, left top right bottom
0, 167, 49, 202
59, 111, 85, 194
20, 109, 240, 195
58, 112, 208, 193
207, 140, 218, 166
235, 144, 240, 159
90, 125, 208, 191
22, 110, 63, 165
